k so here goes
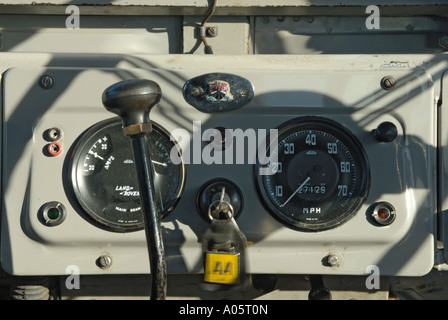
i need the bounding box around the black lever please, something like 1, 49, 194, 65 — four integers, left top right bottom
308, 275, 332, 300
102, 79, 166, 300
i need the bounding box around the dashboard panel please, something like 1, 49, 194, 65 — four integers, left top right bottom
0, 59, 438, 279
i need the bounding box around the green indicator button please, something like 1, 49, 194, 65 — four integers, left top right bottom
41, 202, 66, 227
47, 207, 60, 220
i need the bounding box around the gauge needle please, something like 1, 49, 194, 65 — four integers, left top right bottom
280, 176, 311, 208
88, 151, 104, 161
151, 160, 168, 167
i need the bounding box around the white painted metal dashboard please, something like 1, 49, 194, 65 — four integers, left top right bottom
1, 54, 442, 280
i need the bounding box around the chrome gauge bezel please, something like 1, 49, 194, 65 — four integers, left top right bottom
69, 117, 185, 232
255, 116, 370, 232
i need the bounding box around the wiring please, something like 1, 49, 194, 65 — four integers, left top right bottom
200, 0, 218, 54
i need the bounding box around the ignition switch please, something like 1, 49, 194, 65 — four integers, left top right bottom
197, 179, 243, 222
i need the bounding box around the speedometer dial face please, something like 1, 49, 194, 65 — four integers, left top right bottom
256, 116, 370, 231
70, 118, 185, 232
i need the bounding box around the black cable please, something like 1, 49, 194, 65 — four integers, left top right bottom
200, 0, 218, 54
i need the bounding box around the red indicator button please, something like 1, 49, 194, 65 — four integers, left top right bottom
377, 207, 390, 220
372, 202, 396, 226
48, 142, 62, 156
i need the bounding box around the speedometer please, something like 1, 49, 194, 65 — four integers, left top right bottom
70, 117, 185, 232
256, 116, 370, 232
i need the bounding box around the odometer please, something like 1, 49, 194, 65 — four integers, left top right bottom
256, 116, 370, 231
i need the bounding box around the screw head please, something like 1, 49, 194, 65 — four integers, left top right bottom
97, 255, 112, 269
39, 75, 54, 89
205, 27, 217, 38
438, 35, 448, 50
380, 75, 397, 90
327, 254, 340, 267
190, 86, 204, 96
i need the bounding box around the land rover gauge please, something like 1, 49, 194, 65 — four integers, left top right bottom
70, 117, 185, 232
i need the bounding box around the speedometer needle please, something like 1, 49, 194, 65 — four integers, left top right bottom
279, 176, 311, 208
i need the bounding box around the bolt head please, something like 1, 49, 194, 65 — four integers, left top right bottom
327, 254, 340, 267
97, 255, 112, 269
380, 76, 397, 90
438, 35, 448, 50
39, 75, 54, 89
205, 27, 217, 38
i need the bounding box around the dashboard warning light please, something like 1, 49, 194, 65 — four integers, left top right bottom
377, 207, 390, 220
40, 201, 66, 226
47, 207, 61, 220
48, 142, 62, 156
372, 202, 396, 226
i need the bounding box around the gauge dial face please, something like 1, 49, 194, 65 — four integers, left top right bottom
256, 116, 370, 231
70, 118, 185, 232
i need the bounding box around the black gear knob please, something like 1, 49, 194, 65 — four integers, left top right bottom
101, 78, 167, 300
102, 79, 162, 134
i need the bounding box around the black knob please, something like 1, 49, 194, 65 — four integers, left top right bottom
102, 79, 162, 131
372, 121, 397, 143
308, 286, 332, 300
308, 275, 332, 300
